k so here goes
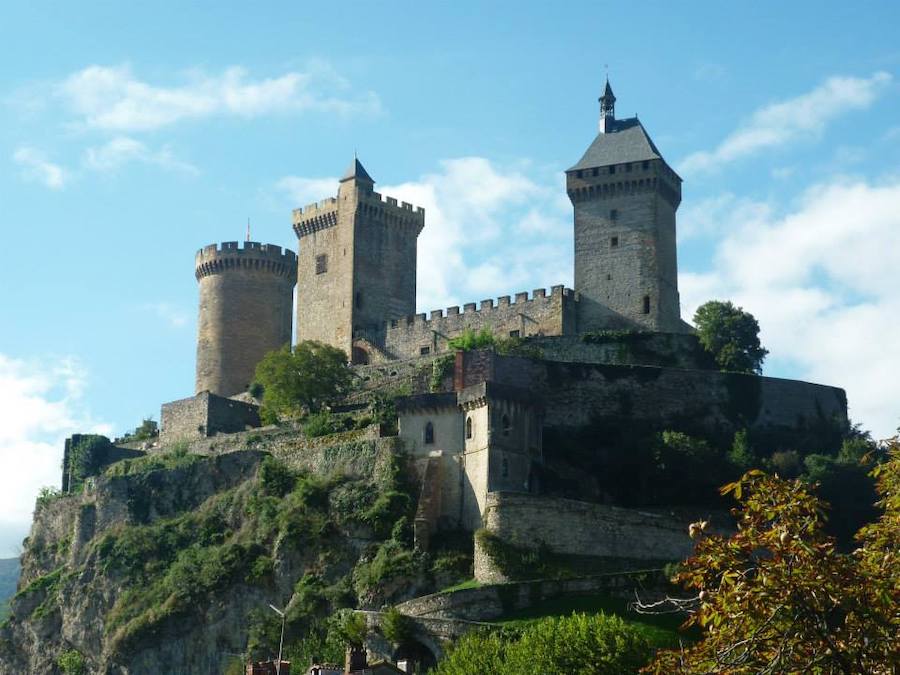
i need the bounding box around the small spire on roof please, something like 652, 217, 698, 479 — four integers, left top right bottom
599, 77, 616, 134
340, 156, 374, 184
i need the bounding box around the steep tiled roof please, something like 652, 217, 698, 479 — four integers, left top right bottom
568, 118, 662, 171
341, 157, 374, 183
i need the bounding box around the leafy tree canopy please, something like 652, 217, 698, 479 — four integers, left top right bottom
252, 341, 352, 421
693, 300, 768, 375
645, 440, 900, 673
434, 612, 651, 675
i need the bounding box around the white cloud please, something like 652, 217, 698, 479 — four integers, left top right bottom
680, 177, 900, 438
0, 355, 110, 556
681, 72, 892, 174
83, 136, 198, 174
142, 302, 190, 328
12, 146, 69, 189
59, 63, 381, 132
382, 158, 571, 311
277, 176, 340, 209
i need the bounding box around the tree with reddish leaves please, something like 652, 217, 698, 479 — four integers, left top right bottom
644, 440, 900, 674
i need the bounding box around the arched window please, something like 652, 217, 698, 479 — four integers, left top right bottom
424, 421, 434, 445
465, 417, 473, 440
501, 414, 511, 436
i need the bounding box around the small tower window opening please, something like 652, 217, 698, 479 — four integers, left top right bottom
642, 160, 650, 170
509, 330, 520, 338
355, 291, 363, 309
610, 209, 618, 220
576, 170, 583, 178
626, 163, 632, 172
642, 295, 651, 314
315, 254, 327, 274
610, 236, 619, 247
501, 458, 509, 478
424, 421, 434, 445
608, 165, 616, 175
592, 167, 599, 177
420, 346, 430, 355
466, 417, 473, 440
502, 414, 511, 436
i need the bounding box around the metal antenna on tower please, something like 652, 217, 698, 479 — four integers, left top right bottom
246, 218, 251, 242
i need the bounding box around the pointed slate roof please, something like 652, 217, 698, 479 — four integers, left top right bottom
568, 117, 663, 172
340, 157, 374, 183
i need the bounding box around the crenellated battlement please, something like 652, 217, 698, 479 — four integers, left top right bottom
355, 285, 578, 359
356, 189, 425, 233
195, 241, 298, 281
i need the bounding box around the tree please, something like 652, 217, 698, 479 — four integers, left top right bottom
434, 613, 651, 675
252, 341, 352, 421
693, 300, 768, 375
643, 441, 900, 674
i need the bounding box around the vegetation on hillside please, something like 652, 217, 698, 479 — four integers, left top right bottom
433, 612, 652, 675
644, 439, 900, 673
252, 341, 353, 423
693, 300, 768, 374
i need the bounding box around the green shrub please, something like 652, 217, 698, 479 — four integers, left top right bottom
35, 486, 63, 512
57, 649, 86, 675
363, 491, 412, 538
447, 328, 496, 351
303, 411, 344, 438
381, 606, 413, 646
433, 613, 651, 674
259, 456, 296, 497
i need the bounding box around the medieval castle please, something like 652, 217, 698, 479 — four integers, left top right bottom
159, 81, 846, 564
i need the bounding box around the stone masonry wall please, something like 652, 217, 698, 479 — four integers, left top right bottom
371, 286, 578, 360
195, 241, 296, 397
479, 491, 697, 568
160, 392, 260, 446
568, 158, 685, 333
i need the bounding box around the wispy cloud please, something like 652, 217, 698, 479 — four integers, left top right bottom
142, 302, 190, 328
12, 147, 69, 189
680, 72, 892, 174
277, 176, 340, 209
58, 63, 381, 132
84, 136, 198, 174
680, 176, 900, 438
0, 354, 110, 556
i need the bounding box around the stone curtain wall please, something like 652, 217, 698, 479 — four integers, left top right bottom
476, 491, 697, 582
540, 361, 848, 439
376, 286, 578, 360
452, 351, 847, 441
160, 392, 260, 445
396, 571, 669, 622
530, 332, 714, 370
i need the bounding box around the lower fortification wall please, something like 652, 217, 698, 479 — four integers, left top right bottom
480, 491, 698, 563
160, 392, 261, 445
540, 361, 848, 440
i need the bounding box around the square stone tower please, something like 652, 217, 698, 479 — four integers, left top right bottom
567, 81, 687, 333
292, 159, 425, 360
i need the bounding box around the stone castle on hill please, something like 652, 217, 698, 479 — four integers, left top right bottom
157, 81, 846, 563
194, 81, 690, 398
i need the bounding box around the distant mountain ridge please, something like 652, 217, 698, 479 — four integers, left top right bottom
0, 557, 21, 619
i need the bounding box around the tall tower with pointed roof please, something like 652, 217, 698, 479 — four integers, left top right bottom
292, 158, 425, 359
567, 81, 687, 333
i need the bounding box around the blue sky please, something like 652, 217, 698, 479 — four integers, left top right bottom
2, 1, 900, 555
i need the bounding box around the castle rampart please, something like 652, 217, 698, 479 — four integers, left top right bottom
357, 285, 579, 359
195, 241, 297, 397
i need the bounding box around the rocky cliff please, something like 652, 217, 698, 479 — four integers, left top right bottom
0, 431, 458, 674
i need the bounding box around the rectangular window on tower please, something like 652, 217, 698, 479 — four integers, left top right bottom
610, 209, 618, 220
642, 295, 651, 314
315, 254, 327, 275
610, 236, 619, 247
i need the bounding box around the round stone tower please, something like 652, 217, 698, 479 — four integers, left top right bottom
194, 241, 297, 397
